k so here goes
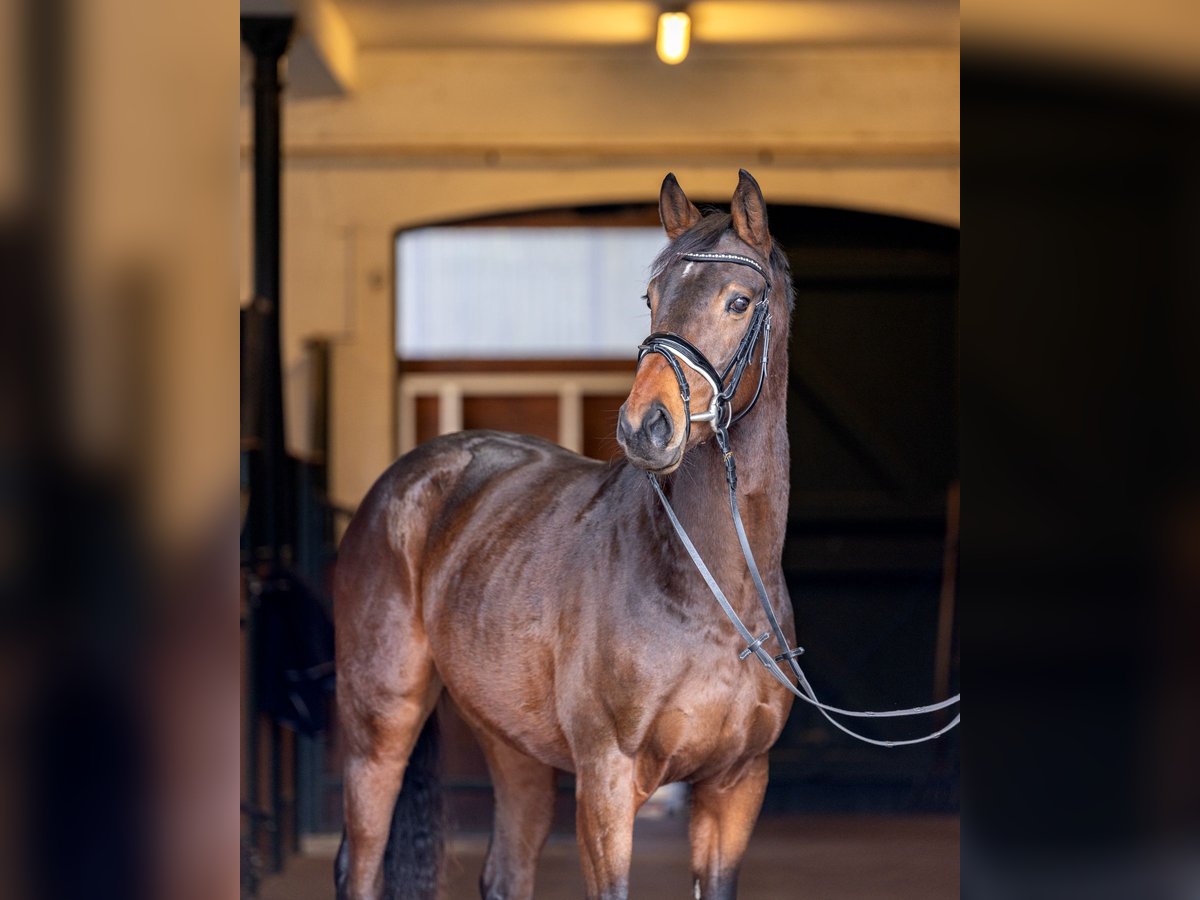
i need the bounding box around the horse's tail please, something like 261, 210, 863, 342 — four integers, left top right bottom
335, 713, 443, 900
384, 713, 443, 897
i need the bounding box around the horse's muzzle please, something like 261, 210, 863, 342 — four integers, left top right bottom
616, 400, 682, 473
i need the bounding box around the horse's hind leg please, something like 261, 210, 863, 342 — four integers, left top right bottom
336, 522, 443, 900
338, 651, 441, 900
477, 731, 556, 900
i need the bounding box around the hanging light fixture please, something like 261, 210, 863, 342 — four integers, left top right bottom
656, 9, 691, 65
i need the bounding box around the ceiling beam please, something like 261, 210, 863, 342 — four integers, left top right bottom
296, 0, 358, 93
240, 0, 358, 96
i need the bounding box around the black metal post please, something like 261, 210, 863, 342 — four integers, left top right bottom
241, 16, 293, 878
242, 16, 293, 566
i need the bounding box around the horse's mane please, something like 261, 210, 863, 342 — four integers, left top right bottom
650, 210, 795, 312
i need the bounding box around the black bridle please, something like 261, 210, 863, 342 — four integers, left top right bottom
637, 251, 773, 469
639, 249, 961, 747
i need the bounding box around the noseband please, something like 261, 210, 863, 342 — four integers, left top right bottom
637, 252, 772, 461
639, 249, 961, 747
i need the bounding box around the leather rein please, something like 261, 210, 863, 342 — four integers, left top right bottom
639, 251, 961, 746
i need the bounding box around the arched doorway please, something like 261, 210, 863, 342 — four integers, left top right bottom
298, 203, 958, 837
384, 202, 959, 825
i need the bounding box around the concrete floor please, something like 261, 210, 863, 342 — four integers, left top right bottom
259, 814, 959, 899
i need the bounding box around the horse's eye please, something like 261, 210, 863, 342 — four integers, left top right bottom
642, 294, 651, 309
727, 295, 751, 314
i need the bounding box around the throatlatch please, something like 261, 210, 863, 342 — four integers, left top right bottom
639, 250, 961, 747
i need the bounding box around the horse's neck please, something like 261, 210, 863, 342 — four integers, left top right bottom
662, 368, 791, 574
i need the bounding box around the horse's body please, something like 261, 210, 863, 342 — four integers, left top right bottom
336, 171, 796, 900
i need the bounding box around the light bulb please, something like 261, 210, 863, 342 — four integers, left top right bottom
657, 11, 691, 65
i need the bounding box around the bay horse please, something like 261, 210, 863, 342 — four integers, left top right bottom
335, 170, 796, 900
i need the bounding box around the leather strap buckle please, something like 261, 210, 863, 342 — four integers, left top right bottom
739, 632, 772, 661
774, 647, 805, 661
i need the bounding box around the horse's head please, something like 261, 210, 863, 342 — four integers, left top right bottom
618, 169, 782, 474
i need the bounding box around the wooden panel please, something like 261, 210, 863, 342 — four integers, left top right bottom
400, 371, 632, 455
462, 395, 558, 442
582, 394, 628, 462
415, 395, 439, 445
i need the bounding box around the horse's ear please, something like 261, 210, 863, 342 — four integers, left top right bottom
659, 173, 701, 240
731, 169, 771, 253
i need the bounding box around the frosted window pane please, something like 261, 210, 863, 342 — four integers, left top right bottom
396, 227, 667, 358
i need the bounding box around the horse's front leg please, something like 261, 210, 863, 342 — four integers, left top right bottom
574, 751, 639, 900
688, 754, 770, 899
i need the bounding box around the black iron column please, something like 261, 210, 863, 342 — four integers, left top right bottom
242, 16, 293, 566
241, 16, 293, 879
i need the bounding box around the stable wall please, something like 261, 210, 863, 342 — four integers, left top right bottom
239, 45, 959, 511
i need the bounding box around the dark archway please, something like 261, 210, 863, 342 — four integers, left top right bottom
392, 201, 960, 816
769, 205, 959, 812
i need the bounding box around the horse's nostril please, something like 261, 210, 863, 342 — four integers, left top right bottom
616, 409, 633, 445
644, 404, 673, 449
